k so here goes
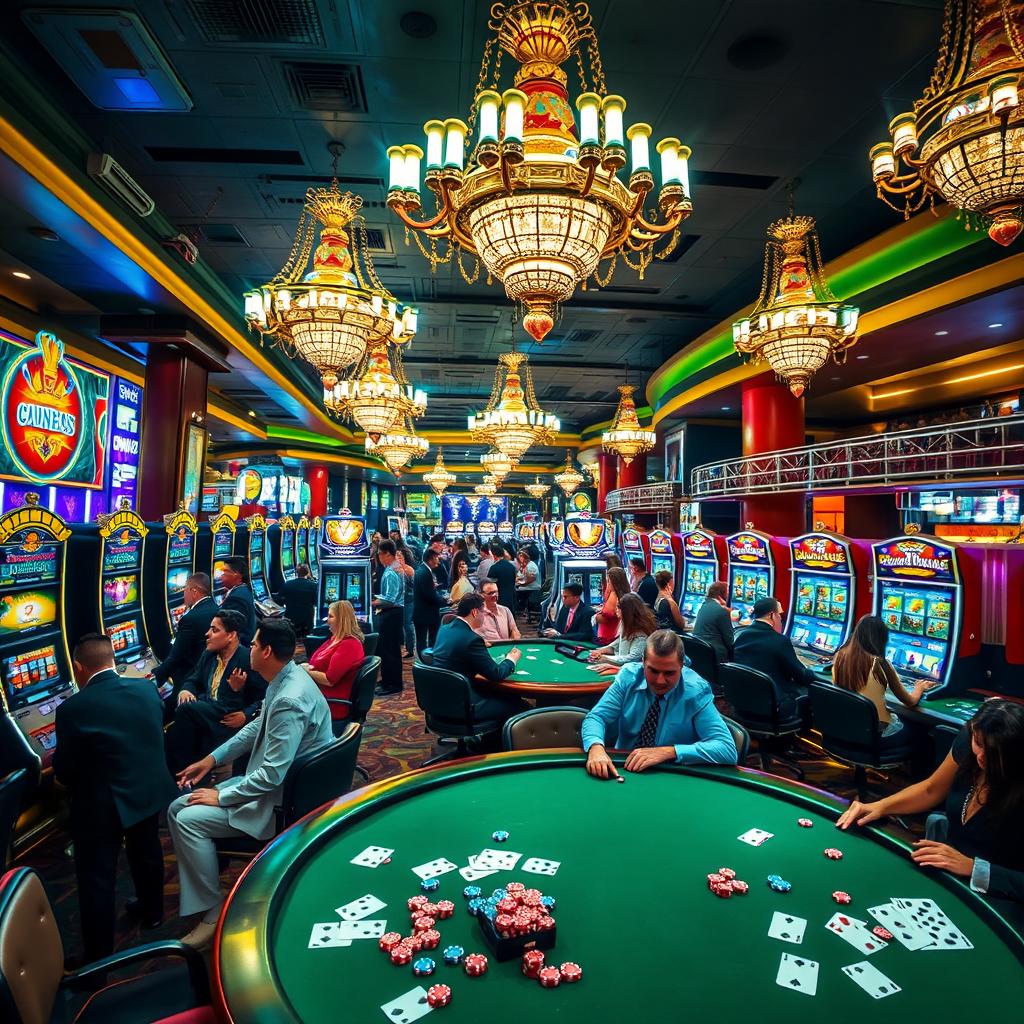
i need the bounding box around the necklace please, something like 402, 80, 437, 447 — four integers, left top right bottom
961, 784, 984, 825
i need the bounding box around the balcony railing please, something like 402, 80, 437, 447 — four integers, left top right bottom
691, 414, 1024, 498
605, 481, 684, 513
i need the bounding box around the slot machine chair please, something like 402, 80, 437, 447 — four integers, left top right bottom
327, 656, 380, 783
0, 769, 31, 871
684, 634, 720, 694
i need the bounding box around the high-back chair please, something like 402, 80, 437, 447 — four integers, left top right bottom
502, 707, 586, 751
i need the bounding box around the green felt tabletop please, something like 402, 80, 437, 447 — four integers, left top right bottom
919, 696, 982, 724
215, 754, 1024, 1024
488, 638, 599, 687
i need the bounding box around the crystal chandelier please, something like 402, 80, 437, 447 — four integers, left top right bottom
244, 163, 417, 386
474, 475, 499, 496
469, 350, 560, 459
732, 205, 859, 397
365, 418, 429, 473
385, 2, 693, 342
480, 449, 517, 484
525, 477, 551, 498
423, 450, 457, 496
554, 451, 584, 496
869, 0, 1024, 246
324, 335, 426, 439
602, 384, 655, 465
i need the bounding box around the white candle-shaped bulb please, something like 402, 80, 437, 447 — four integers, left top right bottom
423, 120, 445, 169
576, 92, 601, 146
656, 138, 681, 184
601, 95, 626, 148
443, 119, 468, 168
476, 90, 501, 143
387, 145, 405, 190
676, 144, 691, 197
501, 89, 527, 143
402, 145, 423, 192
626, 123, 652, 173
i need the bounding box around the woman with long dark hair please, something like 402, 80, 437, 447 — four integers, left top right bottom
832, 614, 937, 751
596, 566, 630, 643
838, 699, 1024, 928
588, 593, 657, 676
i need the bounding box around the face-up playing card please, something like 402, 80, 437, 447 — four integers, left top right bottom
336, 919, 386, 940
768, 911, 806, 944
473, 848, 522, 871
351, 845, 394, 868
867, 903, 935, 951
892, 899, 973, 950
411, 857, 458, 880
380, 986, 433, 1023
826, 912, 888, 955
459, 864, 498, 881
522, 857, 560, 876
335, 894, 387, 921
308, 922, 351, 948
515, 670, 530, 676
737, 827, 774, 846
775, 952, 819, 996
550, 658, 564, 665
842, 961, 902, 999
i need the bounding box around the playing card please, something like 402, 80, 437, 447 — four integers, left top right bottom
515, 670, 530, 676
380, 986, 433, 1023
526, 656, 537, 660
522, 857, 560, 876
893, 898, 973, 950
334, 919, 386, 940
737, 827, 774, 846
550, 658, 564, 665
775, 952, 819, 996
867, 903, 935, 951
308, 922, 351, 948
459, 865, 498, 881
411, 857, 458, 880
842, 961, 902, 999
473, 848, 522, 871
335, 894, 386, 921
768, 911, 806, 944
826, 912, 888, 955
351, 845, 393, 868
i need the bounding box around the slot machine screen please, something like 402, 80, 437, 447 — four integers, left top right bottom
296, 529, 309, 565
249, 532, 265, 557
103, 574, 139, 611
2, 644, 60, 699
324, 571, 341, 603
102, 537, 142, 573
250, 555, 263, 579
281, 533, 295, 570
213, 532, 233, 558
681, 564, 716, 619
167, 567, 189, 597
730, 566, 771, 627
650, 554, 674, 577
879, 582, 953, 682
588, 571, 605, 608
170, 604, 188, 630
345, 572, 366, 613
0, 539, 59, 586
251, 574, 268, 602
168, 531, 193, 566
0, 588, 57, 636
789, 573, 848, 655
106, 619, 142, 658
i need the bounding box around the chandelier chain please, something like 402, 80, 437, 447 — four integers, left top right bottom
467, 37, 497, 142
357, 219, 388, 293
271, 211, 316, 286
592, 251, 618, 287
1001, 0, 1024, 61
457, 246, 482, 284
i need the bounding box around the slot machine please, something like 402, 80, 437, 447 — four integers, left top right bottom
785, 530, 871, 675
477, 520, 497, 551
647, 528, 680, 593
546, 512, 615, 622
871, 531, 981, 698
444, 519, 465, 544
209, 509, 238, 604
514, 512, 546, 581
144, 508, 198, 659
619, 524, 650, 571
295, 515, 310, 576
497, 519, 514, 545
317, 511, 373, 627
307, 516, 322, 582
269, 514, 298, 592
678, 528, 726, 623
544, 519, 565, 554
725, 527, 790, 629
245, 513, 283, 616
0, 495, 75, 767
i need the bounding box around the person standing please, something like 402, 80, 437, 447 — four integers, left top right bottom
394, 547, 417, 659
413, 549, 448, 654
596, 566, 630, 644
152, 573, 218, 697
487, 540, 517, 613
55, 634, 175, 961
275, 563, 318, 638
428, 534, 449, 588
693, 581, 735, 662
515, 549, 541, 615
628, 557, 659, 609
373, 539, 405, 696
219, 556, 257, 645
473, 542, 496, 587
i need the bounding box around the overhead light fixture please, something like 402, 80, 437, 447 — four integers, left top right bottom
365, 417, 429, 473
248, 410, 257, 418
11, 271, 30, 280
385, 1, 693, 341
934, 330, 949, 336
480, 448, 517, 484
856, 354, 870, 360
423, 449, 457, 495
553, 450, 584, 496
525, 476, 551, 498
474, 475, 498, 496
989, 322, 1004, 328
602, 382, 655, 464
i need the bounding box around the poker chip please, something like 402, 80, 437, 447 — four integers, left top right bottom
768, 877, 792, 893
462, 886, 482, 901
767, 874, 784, 883
824, 848, 844, 860
540, 895, 557, 911
464, 953, 488, 977
797, 818, 814, 828
711, 881, 733, 898
466, 897, 486, 916
412, 957, 436, 977
521, 949, 546, 978
426, 983, 452, 1008
832, 891, 852, 905
559, 962, 583, 983
443, 944, 465, 965
435, 900, 455, 919
537, 966, 562, 988
408, 895, 429, 911
421, 877, 441, 893
707, 873, 727, 889
492, 829, 511, 842
717, 867, 737, 880
505, 882, 526, 894
390, 943, 413, 966
379, 931, 404, 953
404, 934, 425, 953
537, 915, 556, 931
731, 880, 749, 895
420, 929, 441, 950
420, 902, 439, 917
872, 926, 894, 942
414, 916, 436, 933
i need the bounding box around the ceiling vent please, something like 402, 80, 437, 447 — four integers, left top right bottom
185, 0, 325, 46
363, 228, 387, 250
183, 223, 250, 246
282, 62, 367, 112
564, 329, 599, 343
87, 153, 155, 217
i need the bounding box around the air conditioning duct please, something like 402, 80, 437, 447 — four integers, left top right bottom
87, 153, 155, 217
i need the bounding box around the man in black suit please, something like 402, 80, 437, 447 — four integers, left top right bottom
152, 572, 217, 696
54, 634, 175, 962
413, 548, 448, 653
276, 563, 318, 636
431, 593, 528, 725
486, 541, 518, 613
733, 597, 816, 724
542, 582, 595, 641
628, 557, 659, 609
165, 609, 267, 774
219, 555, 257, 645
428, 534, 449, 589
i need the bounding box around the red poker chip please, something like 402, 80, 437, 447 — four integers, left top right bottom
420, 902, 439, 917
707, 873, 726, 889
464, 953, 488, 977
379, 931, 404, 952
414, 917, 436, 933
407, 896, 428, 910
824, 848, 844, 860
717, 867, 737, 880
872, 926, 894, 942
537, 915, 556, 930
404, 934, 425, 953
435, 900, 455, 919
832, 891, 852, 905
559, 962, 583, 983
731, 880, 749, 895
420, 929, 441, 950
390, 943, 413, 965
505, 882, 526, 894
537, 966, 562, 988
712, 882, 734, 898
522, 949, 546, 977
426, 983, 452, 1008
797, 818, 813, 828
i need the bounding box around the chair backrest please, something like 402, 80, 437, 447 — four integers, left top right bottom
809, 681, 880, 758
0, 770, 30, 871
502, 707, 586, 751
361, 632, 379, 657
280, 723, 363, 827
441, 612, 457, 626
304, 634, 328, 660
721, 716, 751, 764
720, 662, 785, 727
412, 663, 475, 733
932, 723, 960, 770
349, 656, 381, 724
0, 867, 63, 1024
418, 648, 433, 665
684, 634, 719, 686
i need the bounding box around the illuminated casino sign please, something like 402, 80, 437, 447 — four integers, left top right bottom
0, 331, 109, 487
728, 531, 772, 566
546, 520, 565, 547
321, 511, 370, 557
621, 526, 645, 553
649, 528, 673, 554
872, 537, 958, 584
791, 533, 851, 574
683, 529, 717, 561
563, 512, 612, 555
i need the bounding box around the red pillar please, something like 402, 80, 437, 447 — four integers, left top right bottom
740, 375, 806, 536
307, 464, 329, 517
597, 451, 617, 514
617, 453, 647, 489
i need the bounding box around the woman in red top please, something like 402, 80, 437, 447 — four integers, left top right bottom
595, 566, 630, 644
303, 600, 365, 720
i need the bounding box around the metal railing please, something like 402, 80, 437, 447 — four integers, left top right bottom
605, 481, 685, 513
691, 414, 1024, 498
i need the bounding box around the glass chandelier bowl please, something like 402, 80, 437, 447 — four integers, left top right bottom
423, 450, 457, 496
554, 451, 584, 496
385, 1, 694, 341
869, 0, 1024, 246
480, 449, 517, 483
365, 418, 429, 474
732, 211, 859, 397
474, 475, 499, 496
602, 384, 656, 464
525, 477, 551, 498
244, 182, 418, 387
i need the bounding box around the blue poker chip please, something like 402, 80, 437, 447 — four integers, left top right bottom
467, 897, 486, 916
443, 945, 465, 965
412, 957, 436, 976
768, 879, 792, 893
420, 877, 441, 893
492, 829, 510, 842
481, 904, 498, 921
540, 895, 556, 911
766, 874, 784, 883
491, 888, 508, 901
462, 885, 482, 900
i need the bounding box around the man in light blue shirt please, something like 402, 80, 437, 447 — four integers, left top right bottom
373, 539, 406, 696
582, 629, 738, 778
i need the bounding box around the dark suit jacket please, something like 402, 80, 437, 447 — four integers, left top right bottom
222, 584, 258, 645
54, 670, 175, 827
553, 601, 596, 641
431, 617, 515, 682
694, 599, 734, 662
487, 559, 518, 613
277, 577, 318, 633
733, 620, 815, 701
153, 595, 217, 684
413, 562, 447, 626
180, 645, 266, 719
635, 573, 659, 609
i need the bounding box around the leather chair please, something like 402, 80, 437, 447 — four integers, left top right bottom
809, 682, 917, 800
721, 715, 752, 764
216, 722, 363, 863
0, 770, 31, 871
502, 707, 586, 751
720, 662, 805, 779
418, 648, 433, 665
327, 656, 380, 782
361, 632, 379, 657
413, 663, 507, 767
684, 634, 720, 693
0, 867, 210, 1024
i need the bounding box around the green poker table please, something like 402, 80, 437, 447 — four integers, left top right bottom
484, 637, 607, 703
213, 753, 1024, 1024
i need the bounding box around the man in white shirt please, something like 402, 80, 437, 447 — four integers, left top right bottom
474, 580, 521, 643
473, 547, 496, 587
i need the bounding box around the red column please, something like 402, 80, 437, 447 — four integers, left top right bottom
307, 464, 329, 517
740, 375, 805, 536
597, 451, 617, 513
617, 453, 647, 489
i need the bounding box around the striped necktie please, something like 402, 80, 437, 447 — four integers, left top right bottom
636, 695, 663, 748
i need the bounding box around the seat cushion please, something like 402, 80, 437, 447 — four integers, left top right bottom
71, 961, 202, 1024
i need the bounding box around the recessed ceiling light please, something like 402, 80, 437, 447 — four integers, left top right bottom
11, 271, 30, 280
28, 226, 60, 242
988, 322, 1003, 328
248, 410, 257, 418
934, 330, 948, 336
856, 354, 869, 360
720, 405, 730, 411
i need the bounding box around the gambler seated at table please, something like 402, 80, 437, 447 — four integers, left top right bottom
582, 629, 738, 778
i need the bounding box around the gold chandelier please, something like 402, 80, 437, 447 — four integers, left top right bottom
469, 350, 559, 459
525, 476, 551, 498
554, 451, 584, 496
385, 1, 693, 342
732, 207, 859, 397
602, 384, 655, 464
244, 173, 417, 387
324, 335, 426, 439
423, 450, 457, 496
365, 417, 429, 473
870, 0, 1024, 246
480, 449, 517, 483
474, 475, 499, 496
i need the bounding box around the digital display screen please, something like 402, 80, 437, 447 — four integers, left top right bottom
250, 532, 264, 556
650, 555, 674, 577
201, 488, 220, 513
296, 529, 308, 564
171, 603, 187, 630
106, 619, 141, 657
168, 531, 194, 566
324, 571, 341, 603
0, 588, 57, 636
213, 532, 233, 557
0, 540, 58, 587
281, 532, 294, 570
879, 582, 953, 681
102, 536, 142, 573
789, 573, 850, 655
309, 543, 319, 569
250, 555, 263, 579
213, 560, 228, 588
588, 571, 605, 608
345, 572, 366, 612
103, 574, 139, 611
3, 644, 59, 694
167, 567, 189, 597
252, 575, 268, 602
681, 564, 716, 619
730, 566, 771, 627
